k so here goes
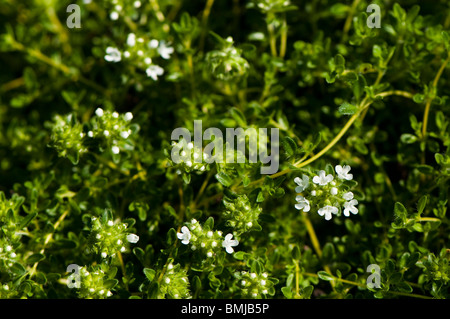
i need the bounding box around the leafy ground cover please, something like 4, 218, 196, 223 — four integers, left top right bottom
0, 0, 449, 299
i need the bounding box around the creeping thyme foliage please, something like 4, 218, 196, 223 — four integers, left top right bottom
0, 0, 450, 300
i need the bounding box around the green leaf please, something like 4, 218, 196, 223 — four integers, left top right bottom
417, 195, 428, 215
26, 253, 45, 264
256, 191, 265, 202
143, 268, 156, 281
322, 243, 335, 263
19, 212, 37, 229
215, 172, 233, 187
352, 75, 366, 102
229, 107, 247, 127
338, 102, 358, 115
103, 279, 119, 289
10, 262, 26, 276
204, 216, 214, 230
281, 286, 293, 298
166, 228, 177, 245
317, 271, 334, 281
414, 165, 434, 174
233, 251, 246, 260
133, 247, 145, 264
302, 285, 314, 299
281, 136, 297, 157
394, 202, 408, 220
400, 133, 417, 144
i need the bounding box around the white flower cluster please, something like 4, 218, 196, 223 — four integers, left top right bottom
90, 108, 135, 155
0, 241, 17, 268
254, 0, 292, 13
104, 32, 174, 81
158, 263, 191, 299
76, 266, 114, 299
294, 165, 359, 221
170, 139, 209, 175
89, 215, 139, 259
234, 270, 275, 298
177, 219, 239, 256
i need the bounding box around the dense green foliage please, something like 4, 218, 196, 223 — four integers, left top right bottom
0, 0, 449, 299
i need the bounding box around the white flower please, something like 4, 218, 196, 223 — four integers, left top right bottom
149, 39, 159, 49
146, 65, 164, 80
126, 234, 140, 244
101, 252, 108, 258
111, 146, 120, 154
127, 33, 136, 47
294, 195, 310, 212
110, 11, 119, 20
335, 165, 353, 180
144, 57, 152, 65
95, 107, 104, 117
120, 131, 130, 139
343, 199, 359, 217
313, 170, 334, 186
343, 192, 354, 200
330, 187, 338, 195
177, 226, 191, 245
158, 41, 174, 59
105, 47, 121, 62
134, 1, 141, 8
222, 233, 239, 254
318, 205, 338, 221
294, 175, 309, 193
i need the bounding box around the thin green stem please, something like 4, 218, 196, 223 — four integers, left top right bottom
267, 13, 278, 57
199, 0, 215, 52
279, 14, 287, 58
342, 0, 361, 42
29, 209, 69, 278
303, 272, 433, 299
421, 53, 450, 140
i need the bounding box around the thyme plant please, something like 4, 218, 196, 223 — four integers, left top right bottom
0, 0, 449, 299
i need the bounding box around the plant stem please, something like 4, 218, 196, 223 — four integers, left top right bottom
303, 212, 322, 258
421, 53, 450, 140
302, 212, 335, 288
11, 40, 109, 96
279, 14, 287, 58
29, 209, 69, 278
117, 251, 129, 290
199, 0, 215, 52
267, 13, 278, 57
342, 0, 361, 42
294, 262, 300, 298
304, 272, 433, 299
